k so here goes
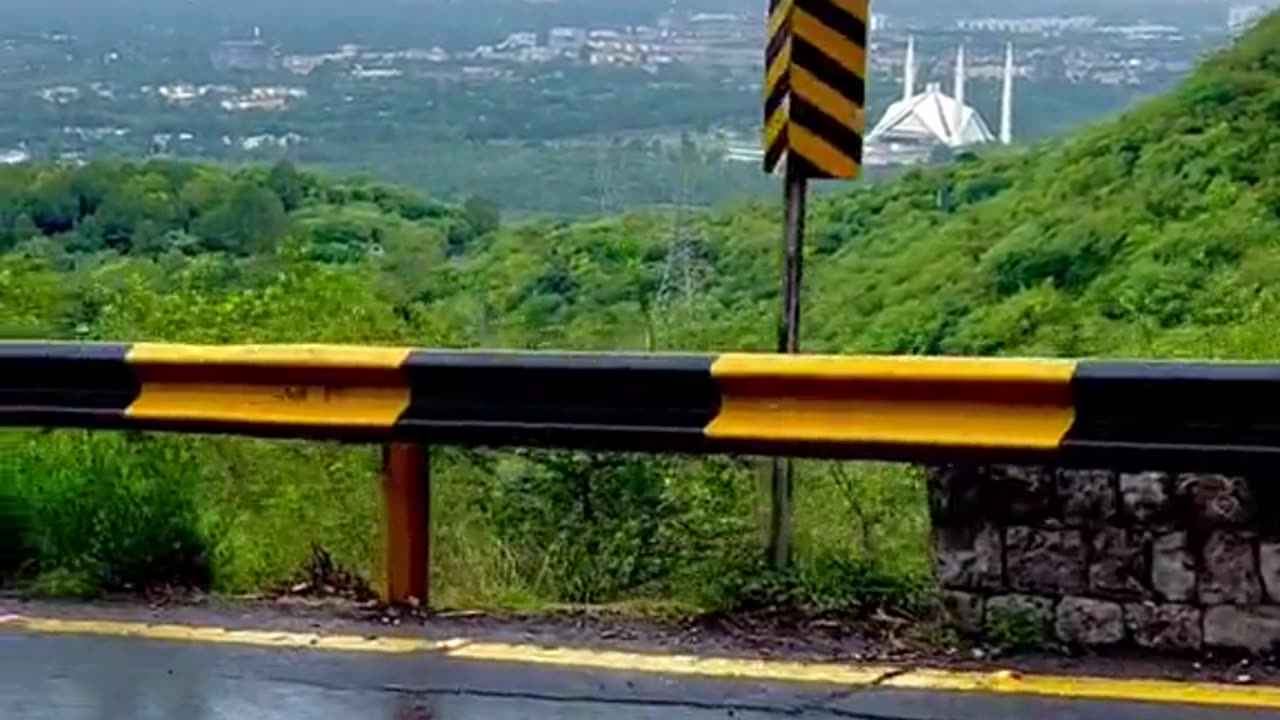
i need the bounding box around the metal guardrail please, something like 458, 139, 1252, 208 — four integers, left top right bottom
6, 341, 1280, 602
4, 342, 1276, 465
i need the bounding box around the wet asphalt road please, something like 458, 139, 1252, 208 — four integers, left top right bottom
2, 631, 1278, 720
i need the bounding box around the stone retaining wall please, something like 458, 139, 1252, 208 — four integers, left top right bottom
929, 465, 1280, 653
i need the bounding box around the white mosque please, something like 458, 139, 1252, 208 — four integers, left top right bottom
866, 38, 1016, 167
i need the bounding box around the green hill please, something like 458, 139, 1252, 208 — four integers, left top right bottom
445, 13, 1280, 362
3, 15, 1280, 610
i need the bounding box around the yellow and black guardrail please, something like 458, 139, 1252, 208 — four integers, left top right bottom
2, 342, 1274, 467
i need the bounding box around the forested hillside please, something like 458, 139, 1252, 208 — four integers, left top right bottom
4, 14, 1280, 611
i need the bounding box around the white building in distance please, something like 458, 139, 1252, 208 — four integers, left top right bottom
866, 38, 1015, 167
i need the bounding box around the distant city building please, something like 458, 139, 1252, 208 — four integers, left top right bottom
685, 12, 749, 43
213, 40, 274, 71
496, 32, 537, 51
63, 126, 129, 141
37, 86, 80, 104
212, 29, 274, 72
956, 16, 1096, 34
1096, 23, 1182, 40
548, 27, 587, 55
241, 133, 305, 151
220, 86, 306, 112
58, 151, 88, 167
158, 84, 200, 105
0, 147, 30, 165
723, 143, 763, 164
870, 14, 890, 32
867, 38, 1015, 166
351, 67, 403, 79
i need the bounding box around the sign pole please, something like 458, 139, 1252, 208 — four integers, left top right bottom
762, 0, 868, 571
779, 168, 807, 356
768, 166, 807, 570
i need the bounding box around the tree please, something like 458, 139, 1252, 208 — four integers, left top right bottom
27, 171, 79, 235
462, 195, 501, 236
266, 160, 305, 212
194, 182, 289, 255
179, 172, 234, 226
83, 174, 178, 253
69, 163, 120, 218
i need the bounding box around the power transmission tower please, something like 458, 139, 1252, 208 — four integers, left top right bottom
651, 142, 710, 349
593, 141, 621, 215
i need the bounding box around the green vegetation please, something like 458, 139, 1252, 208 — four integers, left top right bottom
986, 604, 1053, 653
4, 15, 1280, 617
0, 155, 928, 610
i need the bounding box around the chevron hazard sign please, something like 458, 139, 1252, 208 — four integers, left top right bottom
763, 0, 868, 179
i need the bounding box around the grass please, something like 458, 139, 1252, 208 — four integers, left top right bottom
1, 432, 211, 592
0, 430, 933, 617
987, 605, 1053, 653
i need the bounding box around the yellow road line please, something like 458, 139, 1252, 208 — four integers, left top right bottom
448, 642, 896, 685
0, 616, 458, 654
885, 669, 1280, 710
4, 615, 1280, 709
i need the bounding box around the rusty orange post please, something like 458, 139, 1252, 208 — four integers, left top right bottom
381, 443, 430, 606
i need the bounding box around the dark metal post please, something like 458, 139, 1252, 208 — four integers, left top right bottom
778, 170, 807, 355
769, 167, 807, 570
381, 443, 430, 606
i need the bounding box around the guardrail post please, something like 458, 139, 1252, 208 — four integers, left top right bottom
381, 443, 430, 607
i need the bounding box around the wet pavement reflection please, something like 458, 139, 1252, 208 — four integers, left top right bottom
3, 632, 1278, 720
0, 633, 787, 720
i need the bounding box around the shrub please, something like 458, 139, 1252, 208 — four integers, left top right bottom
0, 486, 34, 581
483, 451, 680, 602
3, 432, 211, 593
713, 553, 928, 619
480, 451, 757, 604
986, 605, 1051, 653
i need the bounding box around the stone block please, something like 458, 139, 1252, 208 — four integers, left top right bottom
1056, 469, 1117, 524
987, 466, 1053, 523
1260, 543, 1280, 604
1006, 527, 1085, 594
939, 590, 985, 634
1152, 532, 1197, 603
1089, 527, 1151, 599
927, 465, 984, 525
1055, 596, 1124, 646
1176, 473, 1254, 527
933, 525, 1002, 591
1124, 603, 1203, 651
1120, 472, 1172, 524
1204, 606, 1280, 653
1200, 530, 1262, 605
986, 594, 1055, 640
1252, 477, 1280, 539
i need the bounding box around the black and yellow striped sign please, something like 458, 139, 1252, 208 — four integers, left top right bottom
764, 0, 869, 179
